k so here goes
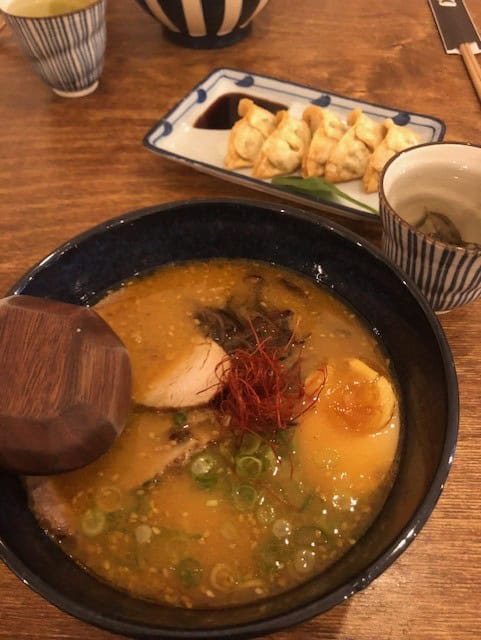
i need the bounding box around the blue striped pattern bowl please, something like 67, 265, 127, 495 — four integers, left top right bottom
1, 0, 106, 98
135, 0, 270, 48
379, 142, 481, 313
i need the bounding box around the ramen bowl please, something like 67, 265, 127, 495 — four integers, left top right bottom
135, 0, 271, 49
0, 200, 458, 638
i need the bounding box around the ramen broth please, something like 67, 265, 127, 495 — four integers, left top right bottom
27, 259, 400, 608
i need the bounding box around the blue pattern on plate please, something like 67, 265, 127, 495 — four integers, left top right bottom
144, 68, 446, 222
393, 112, 411, 126
157, 120, 173, 137
236, 75, 255, 87
150, 69, 444, 143
197, 89, 207, 103
312, 95, 331, 107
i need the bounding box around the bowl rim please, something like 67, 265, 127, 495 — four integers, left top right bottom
1, 198, 459, 639
379, 140, 481, 255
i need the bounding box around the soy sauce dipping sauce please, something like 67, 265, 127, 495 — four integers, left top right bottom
194, 93, 287, 130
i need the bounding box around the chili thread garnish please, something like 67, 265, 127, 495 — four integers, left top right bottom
214, 319, 326, 441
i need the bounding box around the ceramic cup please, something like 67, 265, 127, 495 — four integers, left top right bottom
0, 0, 106, 98
379, 142, 481, 313
135, 0, 271, 49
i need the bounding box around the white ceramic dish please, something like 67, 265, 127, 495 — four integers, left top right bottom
143, 68, 446, 222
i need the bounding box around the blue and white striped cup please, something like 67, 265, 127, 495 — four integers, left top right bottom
379, 142, 481, 313
135, 0, 271, 48
0, 0, 106, 97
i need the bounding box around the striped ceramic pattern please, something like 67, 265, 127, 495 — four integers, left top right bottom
4, 0, 106, 95
380, 196, 481, 312
138, 0, 269, 37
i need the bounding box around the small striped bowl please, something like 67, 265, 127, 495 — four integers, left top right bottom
379, 142, 481, 313
1, 0, 106, 97
135, 0, 270, 48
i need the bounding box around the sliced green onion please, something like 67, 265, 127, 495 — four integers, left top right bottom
256, 503, 276, 525
210, 563, 237, 592
194, 474, 218, 490
190, 450, 226, 491
272, 518, 292, 538
175, 557, 203, 588
81, 508, 106, 538
235, 455, 263, 479
293, 526, 328, 548
190, 452, 218, 477
256, 536, 291, 573
190, 452, 220, 489
293, 548, 317, 575
239, 433, 262, 455
300, 492, 313, 512
259, 445, 277, 471
232, 484, 258, 511
173, 411, 188, 426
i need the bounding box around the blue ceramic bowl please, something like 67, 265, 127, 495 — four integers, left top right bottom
135, 0, 271, 48
0, 200, 458, 638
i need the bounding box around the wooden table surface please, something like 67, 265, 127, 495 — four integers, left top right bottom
1, 0, 480, 638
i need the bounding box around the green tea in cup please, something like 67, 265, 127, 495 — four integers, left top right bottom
6, 0, 93, 17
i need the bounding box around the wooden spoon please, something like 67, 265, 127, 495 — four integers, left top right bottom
0, 295, 132, 475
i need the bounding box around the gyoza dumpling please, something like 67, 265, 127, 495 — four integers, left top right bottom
224, 99, 277, 170
324, 109, 383, 183
363, 119, 420, 193
324, 127, 370, 183
253, 110, 311, 179
302, 105, 347, 177
347, 108, 384, 151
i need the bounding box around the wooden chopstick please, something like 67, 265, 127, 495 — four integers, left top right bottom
459, 42, 481, 104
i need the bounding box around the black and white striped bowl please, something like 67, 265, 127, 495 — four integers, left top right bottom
135, 0, 270, 48
1, 0, 106, 98
379, 142, 481, 313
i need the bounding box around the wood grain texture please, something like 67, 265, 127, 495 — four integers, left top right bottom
0, 0, 480, 637
0, 296, 132, 474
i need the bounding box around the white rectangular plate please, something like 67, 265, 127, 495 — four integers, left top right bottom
143, 68, 446, 223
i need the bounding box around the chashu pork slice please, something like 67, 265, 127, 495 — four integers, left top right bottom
100, 407, 220, 491
26, 339, 230, 537
26, 475, 77, 537
25, 407, 221, 536
137, 338, 229, 410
